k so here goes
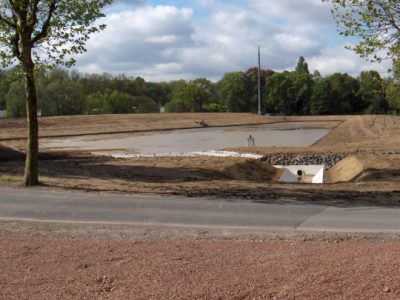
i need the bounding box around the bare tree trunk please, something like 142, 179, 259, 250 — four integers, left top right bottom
23, 51, 39, 186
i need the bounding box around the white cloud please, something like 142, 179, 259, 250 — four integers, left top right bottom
77, 5, 194, 75
273, 33, 319, 53
74, 0, 393, 81
308, 46, 391, 76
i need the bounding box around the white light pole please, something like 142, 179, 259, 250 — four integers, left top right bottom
258, 46, 262, 115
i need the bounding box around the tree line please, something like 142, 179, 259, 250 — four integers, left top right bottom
1, 56, 399, 118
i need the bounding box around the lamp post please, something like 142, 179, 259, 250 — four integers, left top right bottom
258, 46, 262, 115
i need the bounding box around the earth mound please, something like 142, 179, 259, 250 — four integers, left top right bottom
326, 156, 364, 183
222, 159, 278, 181
315, 115, 400, 151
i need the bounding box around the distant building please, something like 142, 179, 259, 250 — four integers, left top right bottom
0, 110, 6, 119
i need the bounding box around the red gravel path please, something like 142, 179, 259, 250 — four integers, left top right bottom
1, 234, 400, 299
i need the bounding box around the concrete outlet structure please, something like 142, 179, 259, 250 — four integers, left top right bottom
274, 165, 325, 184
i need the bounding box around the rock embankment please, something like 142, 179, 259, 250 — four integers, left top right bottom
263, 153, 344, 169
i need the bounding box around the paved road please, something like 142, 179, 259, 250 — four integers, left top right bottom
1, 188, 400, 233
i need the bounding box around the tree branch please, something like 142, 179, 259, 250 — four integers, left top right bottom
28, 0, 40, 29
31, 0, 56, 45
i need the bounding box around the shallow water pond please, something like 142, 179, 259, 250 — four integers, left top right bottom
41, 122, 334, 154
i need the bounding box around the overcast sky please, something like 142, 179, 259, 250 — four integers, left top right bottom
75, 0, 391, 82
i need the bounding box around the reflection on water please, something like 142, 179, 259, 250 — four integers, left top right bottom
41, 122, 333, 154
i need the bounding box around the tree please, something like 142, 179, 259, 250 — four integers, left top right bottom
218, 72, 251, 112
358, 70, 387, 114
0, 69, 9, 109
6, 80, 25, 118
166, 80, 192, 112
328, 73, 361, 114
323, 0, 400, 61
145, 82, 172, 107
246, 67, 275, 114
132, 95, 159, 113
265, 72, 295, 114
103, 91, 135, 114
292, 57, 312, 114
166, 78, 215, 112
295, 56, 309, 74
0, 0, 111, 186
37, 69, 85, 116
310, 78, 332, 115
191, 78, 216, 112
386, 79, 400, 113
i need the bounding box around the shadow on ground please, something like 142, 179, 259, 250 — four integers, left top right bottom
1, 150, 399, 208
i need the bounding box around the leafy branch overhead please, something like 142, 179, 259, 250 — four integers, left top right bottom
323, 0, 400, 61
0, 0, 112, 68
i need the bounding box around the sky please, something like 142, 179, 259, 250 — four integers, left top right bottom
74, 0, 391, 82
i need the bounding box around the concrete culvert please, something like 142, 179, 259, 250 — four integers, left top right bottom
274, 165, 325, 184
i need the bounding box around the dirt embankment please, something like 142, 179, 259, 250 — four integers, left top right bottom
0, 113, 347, 140
315, 115, 400, 151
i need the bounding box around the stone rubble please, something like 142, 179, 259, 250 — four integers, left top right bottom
262, 153, 344, 170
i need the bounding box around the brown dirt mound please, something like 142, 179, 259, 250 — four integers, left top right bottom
326, 156, 364, 183
315, 115, 400, 151
222, 159, 277, 181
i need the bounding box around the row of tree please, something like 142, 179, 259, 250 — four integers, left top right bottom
1, 57, 399, 118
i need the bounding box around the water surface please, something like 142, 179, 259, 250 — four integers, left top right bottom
41, 122, 333, 154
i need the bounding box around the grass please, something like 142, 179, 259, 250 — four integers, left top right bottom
0, 175, 22, 183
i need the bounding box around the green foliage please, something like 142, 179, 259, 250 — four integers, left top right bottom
6, 81, 25, 118
328, 73, 361, 114
290, 71, 312, 114
263, 57, 313, 115
358, 70, 387, 114
0, 70, 8, 108
0, 0, 112, 69
245, 68, 275, 114
84, 92, 107, 114
218, 72, 251, 112
265, 72, 295, 114
37, 69, 85, 116
167, 78, 216, 112
146, 82, 172, 106
1, 55, 397, 118
385, 79, 400, 113
323, 0, 400, 61
103, 91, 135, 114
203, 102, 227, 112
84, 91, 159, 114
167, 80, 193, 112
132, 95, 159, 113
310, 78, 332, 115
295, 56, 309, 74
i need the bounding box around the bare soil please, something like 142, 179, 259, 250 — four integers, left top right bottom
1, 222, 400, 300
1, 114, 400, 299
